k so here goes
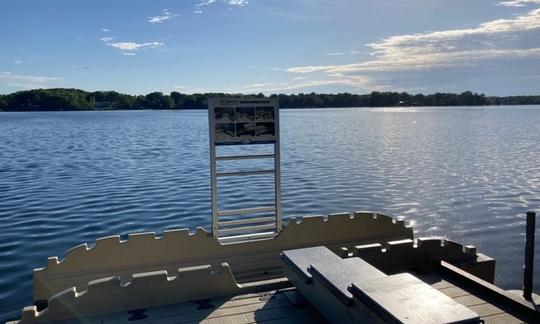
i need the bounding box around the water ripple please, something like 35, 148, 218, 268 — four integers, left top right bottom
1, 107, 540, 321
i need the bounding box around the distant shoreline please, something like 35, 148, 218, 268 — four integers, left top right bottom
3, 105, 540, 113
1, 88, 539, 112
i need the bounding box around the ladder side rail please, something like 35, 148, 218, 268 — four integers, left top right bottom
209, 99, 219, 237
273, 98, 282, 232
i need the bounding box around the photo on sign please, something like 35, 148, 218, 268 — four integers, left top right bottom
215, 107, 235, 123
236, 123, 256, 138
236, 107, 255, 122
256, 122, 275, 137
256, 107, 274, 122
215, 123, 235, 141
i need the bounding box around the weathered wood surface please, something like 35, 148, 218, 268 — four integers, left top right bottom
11, 288, 323, 324
283, 246, 386, 305
33, 212, 413, 302
415, 269, 539, 324
282, 246, 479, 323
350, 273, 479, 324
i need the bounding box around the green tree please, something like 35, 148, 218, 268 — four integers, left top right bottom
0, 95, 7, 110
170, 91, 186, 109
145, 92, 173, 109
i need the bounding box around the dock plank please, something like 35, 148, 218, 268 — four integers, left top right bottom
481, 313, 524, 324
258, 314, 323, 324
469, 303, 506, 317
453, 295, 488, 307
200, 304, 315, 324
437, 285, 471, 298
58, 289, 322, 324
415, 269, 536, 323
350, 273, 480, 324
414, 273, 456, 289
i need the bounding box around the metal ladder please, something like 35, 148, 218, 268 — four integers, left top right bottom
208, 98, 282, 242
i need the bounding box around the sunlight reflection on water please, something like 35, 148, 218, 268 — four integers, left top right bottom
0, 106, 539, 321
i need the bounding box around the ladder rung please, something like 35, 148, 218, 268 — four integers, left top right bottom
216, 154, 275, 161
218, 231, 276, 243
217, 170, 275, 177
219, 216, 276, 227
217, 206, 276, 217
218, 224, 276, 236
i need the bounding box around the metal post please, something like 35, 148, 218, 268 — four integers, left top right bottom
523, 210, 536, 300
209, 99, 219, 237
273, 99, 282, 232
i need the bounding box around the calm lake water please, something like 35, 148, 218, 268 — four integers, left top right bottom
1, 106, 540, 320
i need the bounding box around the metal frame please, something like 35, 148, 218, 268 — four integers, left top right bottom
209, 98, 282, 240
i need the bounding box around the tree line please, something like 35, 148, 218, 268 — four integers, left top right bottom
0, 88, 539, 111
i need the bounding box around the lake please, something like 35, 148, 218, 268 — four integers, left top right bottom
1, 106, 539, 321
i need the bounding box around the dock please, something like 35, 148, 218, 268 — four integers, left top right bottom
9, 212, 539, 323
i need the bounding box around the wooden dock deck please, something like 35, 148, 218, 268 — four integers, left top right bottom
35, 288, 322, 323
10, 261, 539, 323
281, 246, 540, 324
44, 278, 537, 324
415, 267, 538, 324
9, 214, 539, 323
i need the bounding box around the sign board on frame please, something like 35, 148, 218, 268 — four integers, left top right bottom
209, 98, 279, 146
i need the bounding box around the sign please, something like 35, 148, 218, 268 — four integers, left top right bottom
209, 98, 279, 145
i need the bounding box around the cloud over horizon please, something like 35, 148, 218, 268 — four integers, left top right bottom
0, 72, 62, 89
2, 0, 539, 95
284, 7, 540, 92
497, 0, 540, 7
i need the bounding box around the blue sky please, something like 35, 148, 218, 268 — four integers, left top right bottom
1, 0, 539, 95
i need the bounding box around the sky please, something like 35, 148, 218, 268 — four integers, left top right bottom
1, 0, 539, 95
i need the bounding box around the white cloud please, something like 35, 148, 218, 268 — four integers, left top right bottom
194, 0, 248, 13
288, 48, 540, 74
233, 75, 374, 93
327, 50, 362, 56
148, 9, 179, 24
13, 60, 22, 64
0, 72, 60, 82
497, 0, 540, 7
96, 36, 161, 55
99, 36, 164, 53
367, 8, 540, 54
101, 28, 111, 32
0, 72, 62, 89
287, 8, 540, 74
106, 42, 163, 51
195, 0, 217, 11
226, 0, 248, 6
